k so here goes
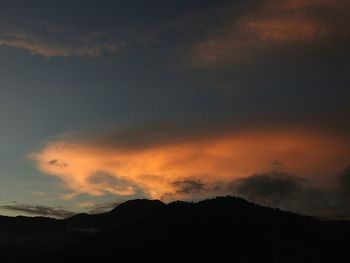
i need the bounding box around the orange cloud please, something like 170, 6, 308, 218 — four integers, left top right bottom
192, 0, 349, 65
29, 128, 350, 200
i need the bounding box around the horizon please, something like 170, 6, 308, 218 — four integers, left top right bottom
0, 196, 258, 219
0, 0, 349, 220
0, 195, 322, 220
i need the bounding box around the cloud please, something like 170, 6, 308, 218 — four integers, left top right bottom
161, 179, 211, 202
1, 204, 75, 218
87, 171, 136, 196
232, 172, 306, 204
231, 172, 331, 216
76, 201, 96, 209
337, 165, 350, 197
225, 165, 350, 219
192, 0, 350, 65
28, 124, 350, 201
31, 191, 47, 197
0, 22, 120, 57
172, 180, 206, 195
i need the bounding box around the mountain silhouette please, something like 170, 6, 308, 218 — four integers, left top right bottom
66, 199, 165, 232
1, 196, 350, 262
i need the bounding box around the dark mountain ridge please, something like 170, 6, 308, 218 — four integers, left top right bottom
1, 196, 350, 262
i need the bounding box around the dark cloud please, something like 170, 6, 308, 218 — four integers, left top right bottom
1, 204, 75, 218
161, 179, 223, 202
171, 166, 350, 219
158, 172, 337, 218
232, 172, 307, 206
320, 165, 350, 219
172, 180, 206, 195
337, 165, 350, 197
229, 172, 333, 217
49, 159, 67, 167
87, 171, 137, 196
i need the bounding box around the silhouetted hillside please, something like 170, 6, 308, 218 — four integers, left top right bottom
1, 196, 350, 262
65, 199, 165, 231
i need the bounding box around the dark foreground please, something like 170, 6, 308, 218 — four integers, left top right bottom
1, 196, 350, 262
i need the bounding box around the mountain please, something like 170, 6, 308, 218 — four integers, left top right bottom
1, 196, 350, 262
65, 199, 165, 231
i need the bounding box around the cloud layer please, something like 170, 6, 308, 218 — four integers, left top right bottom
29, 124, 350, 204
1, 0, 348, 61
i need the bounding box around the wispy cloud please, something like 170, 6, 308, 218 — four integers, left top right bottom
1, 204, 75, 218
0, 22, 120, 57
192, 0, 350, 65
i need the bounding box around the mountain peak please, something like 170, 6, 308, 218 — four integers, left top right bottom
111, 199, 165, 212
108, 199, 165, 218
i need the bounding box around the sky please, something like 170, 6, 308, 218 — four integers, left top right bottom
0, 0, 349, 219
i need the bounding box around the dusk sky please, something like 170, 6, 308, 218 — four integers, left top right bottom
0, 0, 349, 219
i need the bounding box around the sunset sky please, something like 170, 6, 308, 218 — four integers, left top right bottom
0, 0, 349, 218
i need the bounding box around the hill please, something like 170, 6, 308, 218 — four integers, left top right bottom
1, 196, 350, 262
